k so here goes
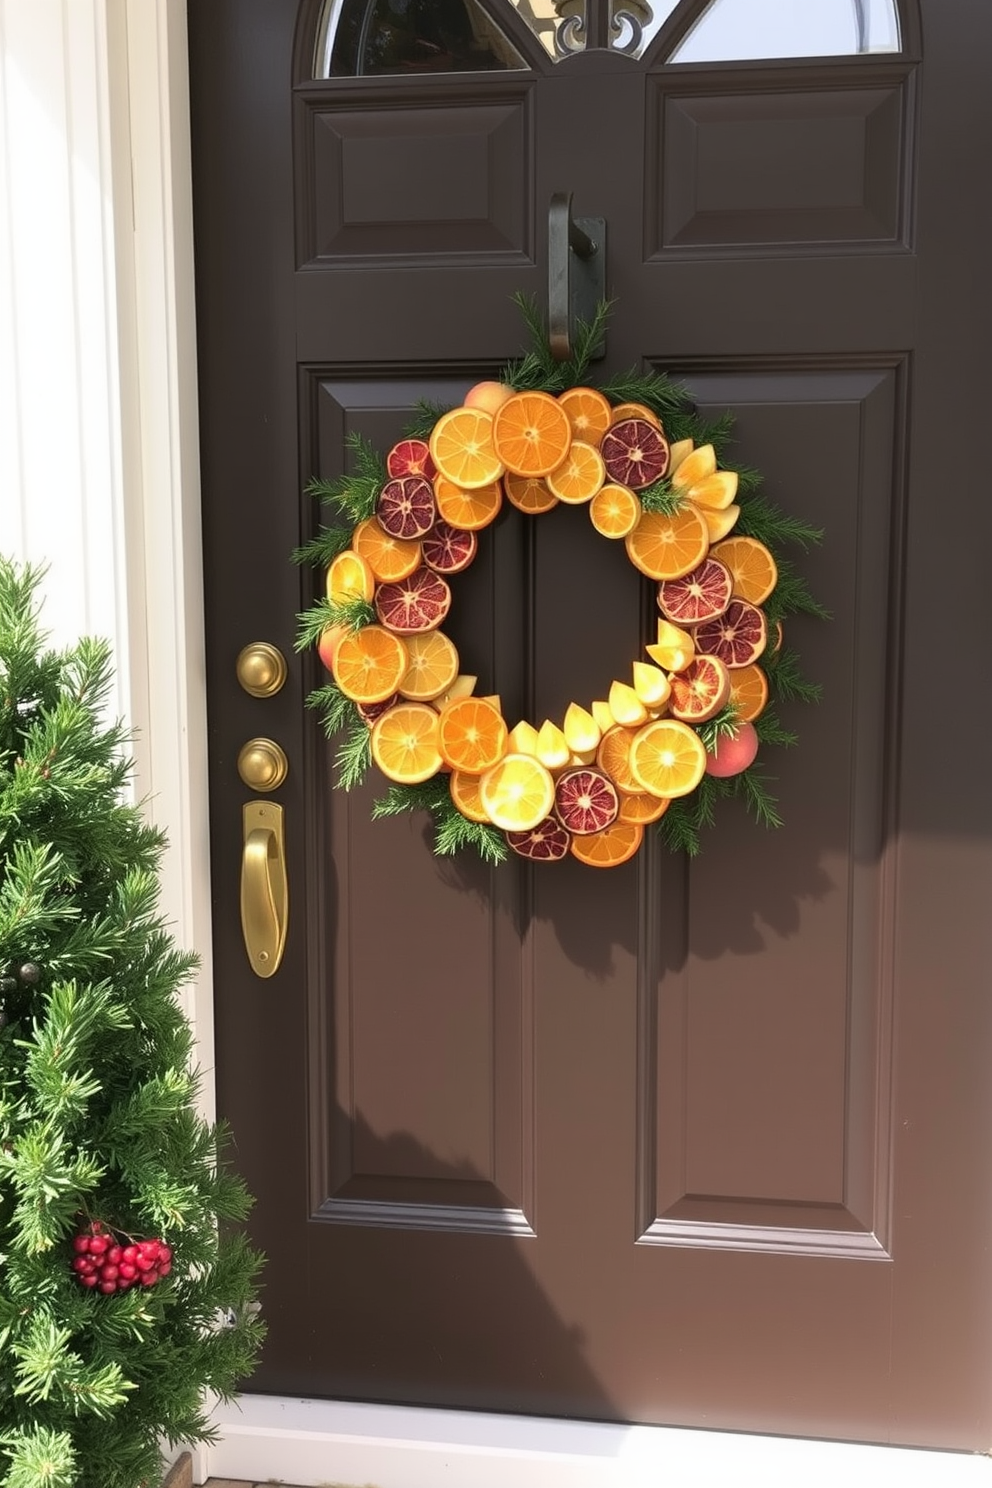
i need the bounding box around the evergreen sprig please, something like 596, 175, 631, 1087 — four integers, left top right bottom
334, 724, 371, 791
697, 703, 740, 754
291, 524, 353, 568
303, 431, 386, 526
735, 494, 823, 552
305, 682, 359, 738
639, 479, 684, 516
761, 559, 830, 625
295, 597, 375, 654
404, 400, 454, 441
371, 780, 507, 864
762, 646, 822, 706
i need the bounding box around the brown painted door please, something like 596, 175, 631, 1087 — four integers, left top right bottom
188, 0, 992, 1447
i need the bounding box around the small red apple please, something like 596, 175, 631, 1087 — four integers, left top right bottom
705, 721, 759, 777
463, 380, 513, 415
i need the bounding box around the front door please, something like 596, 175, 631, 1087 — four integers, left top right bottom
188, 0, 992, 1447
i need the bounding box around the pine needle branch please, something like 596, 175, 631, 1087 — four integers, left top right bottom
303, 433, 386, 525
639, 479, 684, 516
754, 708, 799, 750
729, 765, 783, 828
658, 798, 701, 856
292, 525, 353, 568
433, 806, 508, 865
404, 400, 453, 441
371, 778, 451, 819
334, 723, 371, 790
736, 494, 823, 552
697, 703, 740, 754
295, 598, 375, 653
762, 560, 830, 624
305, 683, 359, 738
562, 298, 613, 385
762, 646, 823, 706
600, 367, 689, 425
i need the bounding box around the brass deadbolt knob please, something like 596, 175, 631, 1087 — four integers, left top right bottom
237, 738, 288, 792
236, 642, 287, 697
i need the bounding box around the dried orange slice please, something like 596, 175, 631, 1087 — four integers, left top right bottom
492, 391, 572, 478
684, 471, 738, 512
429, 407, 504, 489
711, 536, 779, 606
353, 516, 422, 583
370, 702, 442, 784
332, 624, 409, 705
729, 663, 769, 723
437, 696, 508, 774
671, 443, 717, 492
449, 769, 491, 823
628, 718, 707, 799
570, 820, 643, 868
625, 506, 710, 581
434, 475, 503, 531
558, 386, 613, 447
546, 440, 606, 505
610, 400, 662, 430
589, 483, 641, 538
618, 791, 670, 825
479, 753, 555, 832
596, 724, 641, 794
398, 630, 460, 701
326, 549, 374, 604
504, 472, 558, 514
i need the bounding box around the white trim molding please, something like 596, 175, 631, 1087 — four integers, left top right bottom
210, 1394, 992, 1488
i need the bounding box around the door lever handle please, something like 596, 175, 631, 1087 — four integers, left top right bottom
548, 192, 606, 362
241, 800, 288, 978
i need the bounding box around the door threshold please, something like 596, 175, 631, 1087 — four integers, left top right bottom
208, 1394, 992, 1487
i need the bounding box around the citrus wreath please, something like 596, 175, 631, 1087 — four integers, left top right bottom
296, 301, 826, 868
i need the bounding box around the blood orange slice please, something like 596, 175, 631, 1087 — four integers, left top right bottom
570, 820, 643, 868
480, 754, 555, 832
628, 718, 707, 799
554, 768, 619, 835
610, 401, 663, 430
600, 418, 670, 490
434, 475, 503, 532
558, 387, 613, 447
618, 791, 670, 825
506, 817, 571, 861
376, 475, 436, 540
449, 769, 491, 823
370, 702, 443, 784
375, 568, 452, 634
504, 472, 558, 515
693, 599, 768, 668
668, 655, 731, 723
657, 556, 733, 624
398, 630, 459, 701
421, 520, 478, 574
438, 697, 508, 774
492, 391, 572, 478
711, 536, 779, 606
546, 440, 606, 504
386, 439, 436, 481
596, 725, 641, 794
625, 507, 710, 581
332, 625, 408, 705
729, 663, 769, 723
353, 516, 422, 583
589, 483, 641, 538
429, 407, 504, 489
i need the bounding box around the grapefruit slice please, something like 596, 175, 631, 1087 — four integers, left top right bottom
492, 391, 572, 478
398, 630, 460, 701
332, 625, 408, 705
600, 418, 670, 490
669, 655, 731, 723
386, 439, 436, 481
438, 696, 508, 774
370, 702, 443, 784
570, 820, 643, 868
628, 718, 707, 798
377, 475, 436, 540
558, 386, 613, 447
705, 721, 760, 777
589, 483, 641, 539
546, 440, 606, 504
729, 663, 769, 723
657, 556, 733, 625
554, 767, 619, 835
375, 568, 452, 634
504, 472, 558, 514
625, 506, 710, 581
353, 516, 422, 583
421, 520, 478, 575
434, 475, 503, 532
711, 536, 779, 606
480, 754, 555, 832
506, 817, 571, 861
693, 599, 768, 668
429, 407, 504, 489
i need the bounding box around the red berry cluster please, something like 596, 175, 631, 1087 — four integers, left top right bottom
70, 1221, 172, 1294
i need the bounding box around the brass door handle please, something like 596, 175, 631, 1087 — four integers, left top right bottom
548, 192, 606, 361
241, 801, 288, 978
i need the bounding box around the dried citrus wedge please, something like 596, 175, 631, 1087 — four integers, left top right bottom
610, 401, 662, 430
535, 720, 570, 770
671, 443, 717, 491
332, 625, 409, 705
398, 630, 460, 701
492, 391, 572, 478
546, 440, 606, 504
711, 536, 779, 606
646, 618, 695, 673
625, 506, 710, 581
618, 791, 670, 825
729, 662, 769, 723
353, 516, 422, 583
570, 820, 643, 868
480, 754, 555, 832
668, 438, 694, 472
434, 475, 503, 531
631, 661, 671, 709
506, 719, 540, 756
433, 673, 477, 710
609, 680, 649, 727
684, 470, 738, 512
629, 718, 707, 799
370, 702, 442, 784
589, 483, 641, 538
596, 724, 641, 794
326, 549, 374, 604
591, 700, 615, 735
504, 472, 558, 515
437, 696, 508, 774
430, 407, 504, 489
449, 769, 491, 823
563, 702, 601, 753
558, 386, 613, 447
695, 501, 740, 543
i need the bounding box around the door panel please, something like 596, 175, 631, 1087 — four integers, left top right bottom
189, 0, 992, 1448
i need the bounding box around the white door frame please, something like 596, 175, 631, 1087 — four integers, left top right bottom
3, 1, 987, 1482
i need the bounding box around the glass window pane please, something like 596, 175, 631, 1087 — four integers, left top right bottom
316, 0, 527, 77
667, 0, 901, 63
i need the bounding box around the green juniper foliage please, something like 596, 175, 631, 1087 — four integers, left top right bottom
0, 560, 263, 1488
